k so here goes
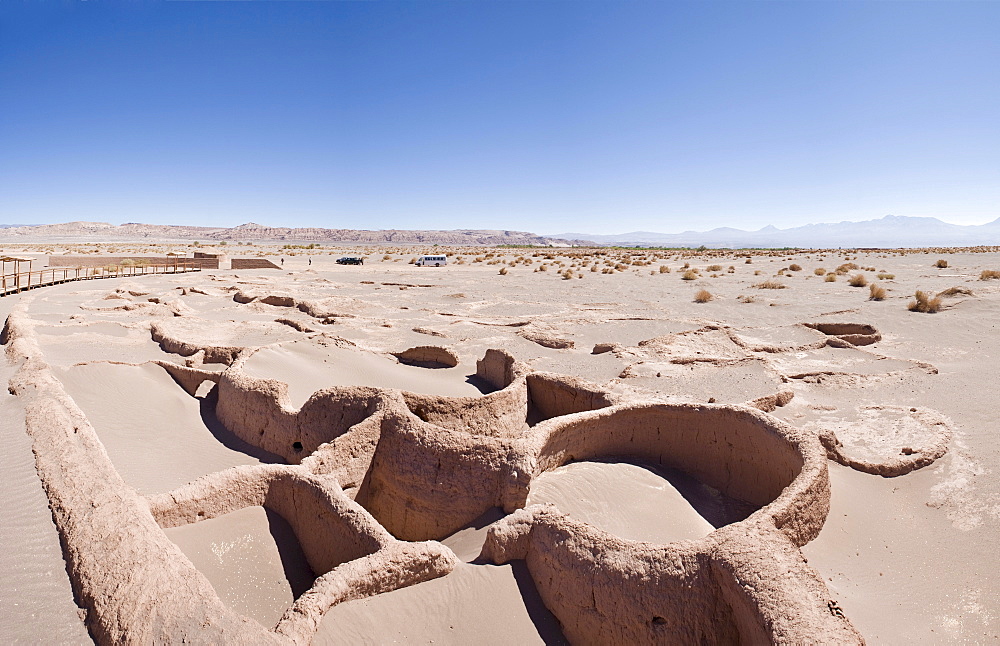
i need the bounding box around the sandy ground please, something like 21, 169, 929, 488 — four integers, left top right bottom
2, 244, 999, 643
164, 505, 315, 628
0, 323, 91, 643
242, 341, 486, 408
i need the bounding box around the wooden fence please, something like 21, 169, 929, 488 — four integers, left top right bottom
1, 259, 200, 297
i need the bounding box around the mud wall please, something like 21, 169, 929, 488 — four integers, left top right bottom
483, 505, 861, 645
401, 383, 529, 437
526, 372, 617, 421
149, 466, 389, 576
485, 507, 739, 644
48, 255, 219, 269
355, 411, 529, 541
215, 360, 388, 463
232, 258, 282, 270
534, 403, 805, 510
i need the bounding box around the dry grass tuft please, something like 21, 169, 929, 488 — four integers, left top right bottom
681, 269, 698, 280
825, 274, 837, 282
908, 290, 942, 313
498, 266, 508, 275
876, 273, 895, 280
706, 264, 723, 272
814, 268, 826, 276
659, 265, 670, 273
737, 294, 756, 303
788, 263, 802, 271
979, 269, 1000, 280
935, 259, 949, 268
869, 284, 886, 301
848, 273, 868, 287
754, 279, 786, 289
693, 289, 713, 303
937, 286, 972, 297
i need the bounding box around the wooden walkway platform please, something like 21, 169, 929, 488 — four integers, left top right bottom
1, 260, 201, 297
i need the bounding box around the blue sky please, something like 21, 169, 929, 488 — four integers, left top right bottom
1, 1, 997, 234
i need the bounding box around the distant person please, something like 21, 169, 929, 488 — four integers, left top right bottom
308, 258, 312, 266
281, 257, 284, 266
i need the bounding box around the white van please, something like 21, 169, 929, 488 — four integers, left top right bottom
415, 255, 447, 267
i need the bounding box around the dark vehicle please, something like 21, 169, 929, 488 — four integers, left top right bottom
336, 257, 364, 265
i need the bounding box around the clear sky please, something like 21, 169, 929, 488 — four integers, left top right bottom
1, 1, 997, 235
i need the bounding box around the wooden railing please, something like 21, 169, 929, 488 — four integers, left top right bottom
1, 259, 200, 297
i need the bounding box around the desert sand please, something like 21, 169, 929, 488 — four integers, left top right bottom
2, 243, 999, 643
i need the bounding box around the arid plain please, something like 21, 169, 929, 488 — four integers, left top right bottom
2, 243, 999, 644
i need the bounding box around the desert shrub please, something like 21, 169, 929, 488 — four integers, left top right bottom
659, 265, 670, 273
869, 284, 886, 301
979, 269, 1000, 280
745, 258, 752, 264
876, 273, 895, 280
591, 265, 599, 272
706, 264, 722, 272
682, 269, 698, 280
908, 290, 942, 313
814, 268, 826, 276
693, 289, 713, 303
835, 262, 858, 274
937, 286, 972, 297
848, 274, 868, 287
825, 274, 837, 282
498, 267, 508, 275
738, 294, 756, 303
935, 259, 949, 268
789, 264, 802, 271
728, 266, 735, 273
682, 262, 690, 269
754, 279, 785, 289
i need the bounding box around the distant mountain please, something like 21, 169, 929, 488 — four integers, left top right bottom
0, 221, 577, 246
0, 223, 37, 229
550, 215, 1000, 248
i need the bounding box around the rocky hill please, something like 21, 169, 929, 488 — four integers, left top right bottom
0, 221, 577, 246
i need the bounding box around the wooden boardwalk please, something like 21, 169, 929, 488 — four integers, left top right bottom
1, 260, 201, 297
